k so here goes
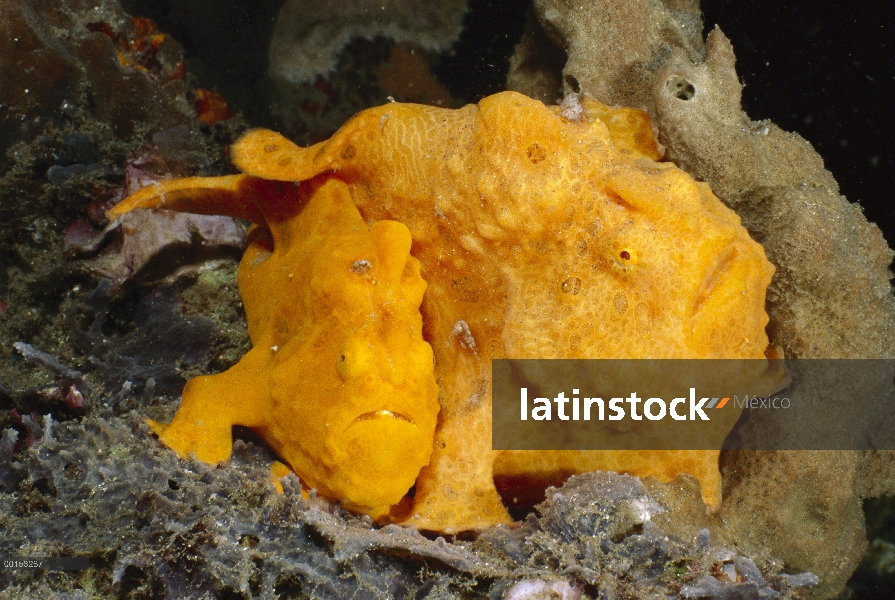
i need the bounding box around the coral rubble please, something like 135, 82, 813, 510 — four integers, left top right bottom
0, 417, 819, 598
0, 0, 191, 168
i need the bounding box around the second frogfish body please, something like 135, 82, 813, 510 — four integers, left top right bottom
110, 91, 776, 532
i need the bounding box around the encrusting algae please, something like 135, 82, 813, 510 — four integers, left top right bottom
109, 91, 776, 532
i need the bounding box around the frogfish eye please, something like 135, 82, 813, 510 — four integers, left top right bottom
336, 337, 375, 379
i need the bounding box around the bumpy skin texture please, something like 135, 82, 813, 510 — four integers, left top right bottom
109, 176, 439, 516
111, 92, 774, 532
508, 4, 895, 595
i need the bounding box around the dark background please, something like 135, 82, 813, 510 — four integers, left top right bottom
702, 1, 895, 246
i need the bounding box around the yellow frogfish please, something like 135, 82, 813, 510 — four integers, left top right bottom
110, 91, 776, 533
118, 175, 439, 517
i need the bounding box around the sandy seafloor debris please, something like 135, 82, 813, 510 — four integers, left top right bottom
0, 417, 820, 598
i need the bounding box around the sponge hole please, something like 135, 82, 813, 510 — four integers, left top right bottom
666, 75, 696, 101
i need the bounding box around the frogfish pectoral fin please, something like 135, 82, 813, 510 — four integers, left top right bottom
106, 174, 266, 224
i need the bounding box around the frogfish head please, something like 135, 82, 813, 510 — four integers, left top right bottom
260, 209, 439, 515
